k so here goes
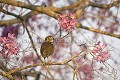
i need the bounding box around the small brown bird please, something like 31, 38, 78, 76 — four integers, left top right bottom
40, 36, 54, 59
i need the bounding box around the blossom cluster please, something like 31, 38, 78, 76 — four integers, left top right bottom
0, 33, 19, 60
57, 13, 77, 31
92, 42, 110, 62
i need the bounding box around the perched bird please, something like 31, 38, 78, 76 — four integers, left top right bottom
40, 36, 54, 59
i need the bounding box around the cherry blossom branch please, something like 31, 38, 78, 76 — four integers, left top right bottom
1, 8, 120, 40
5, 50, 85, 75
0, 50, 84, 79
1, 7, 120, 40
0, 0, 119, 21
0, 0, 88, 27
0, 8, 55, 80
77, 23, 120, 39
0, 0, 120, 27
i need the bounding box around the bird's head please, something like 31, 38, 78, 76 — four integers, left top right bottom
45, 36, 54, 43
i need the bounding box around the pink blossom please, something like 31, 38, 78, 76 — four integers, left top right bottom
0, 33, 19, 60
57, 13, 77, 31
92, 41, 107, 54
92, 42, 110, 62
94, 51, 110, 62
102, 51, 110, 61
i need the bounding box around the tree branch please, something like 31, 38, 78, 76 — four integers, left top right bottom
5, 50, 85, 74
0, 0, 120, 27
77, 23, 120, 39
22, 21, 56, 80
0, 0, 58, 18
1, 8, 120, 40
0, 11, 38, 27
0, 72, 14, 80
89, 0, 120, 9
0, 7, 56, 80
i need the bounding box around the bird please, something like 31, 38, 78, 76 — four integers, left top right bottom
40, 36, 54, 60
